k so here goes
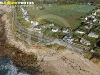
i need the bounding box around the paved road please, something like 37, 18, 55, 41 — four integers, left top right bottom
13, 7, 86, 53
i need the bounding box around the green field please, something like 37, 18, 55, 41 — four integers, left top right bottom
25, 4, 96, 30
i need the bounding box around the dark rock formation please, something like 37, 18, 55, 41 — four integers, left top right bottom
0, 12, 42, 75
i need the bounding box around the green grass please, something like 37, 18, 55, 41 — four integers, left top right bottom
16, 8, 30, 28
96, 4, 100, 6
16, 4, 97, 36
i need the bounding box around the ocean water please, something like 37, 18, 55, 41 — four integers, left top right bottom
0, 56, 30, 75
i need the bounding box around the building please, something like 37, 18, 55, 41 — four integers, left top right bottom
52, 28, 58, 32
61, 28, 70, 33
92, 12, 96, 16
96, 9, 100, 12
85, 23, 93, 29
33, 21, 39, 26
88, 32, 99, 38
63, 34, 74, 43
96, 26, 100, 30
85, 17, 88, 20
33, 26, 41, 31
76, 29, 85, 34
49, 22, 54, 27
80, 38, 91, 46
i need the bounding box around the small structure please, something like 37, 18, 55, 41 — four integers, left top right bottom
92, 12, 96, 16
88, 32, 99, 38
21, 7, 29, 21
96, 26, 100, 30
85, 17, 88, 20
96, 9, 100, 12
88, 2, 94, 5
33, 26, 41, 31
92, 18, 97, 22
49, 22, 54, 26
76, 29, 85, 34
52, 28, 58, 32
80, 38, 91, 46
63, 34, 74, 43
33, 21, 39, 26
31, 21, 34, 24
61, 28, 70, 33
85, 23, 93, 29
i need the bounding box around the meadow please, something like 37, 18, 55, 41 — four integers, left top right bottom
17, 5, 97, 28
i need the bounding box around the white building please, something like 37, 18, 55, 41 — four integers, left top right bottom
76, 30, 85, 34
92, 12, 96, 16
33, 26, 41, 31
88, 32, 99, 38
52, 28, 58, 32
80, 38, 91, 46
63, 34, 74, 43
85, 17, 88, 20
93, 18, 97, 22
96, 9, 100, 12
33, 21, 39, 26
49, 22, 54, 26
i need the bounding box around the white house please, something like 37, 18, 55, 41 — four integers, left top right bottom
80, 38, 91, 46
96, 9, 100, 12
76, 30, 85, 34
92, 18, 97, 22
33, 21, 39, 26
52, 28, 58, 32
33, 26, 41, 31
88, 32, 99, 38
85, 17, 88, 20
61, 28, 70, 33
92, 12, 96, 16
85, 24, 93, 29
49, 22, 54, 26
96, 26, 100, 30
63, 34, 74, 43
31, 21, 34, 24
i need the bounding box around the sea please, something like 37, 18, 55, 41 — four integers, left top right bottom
0, 56, 30, 75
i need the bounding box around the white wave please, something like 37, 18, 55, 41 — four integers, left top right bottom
0, 57, 30, 75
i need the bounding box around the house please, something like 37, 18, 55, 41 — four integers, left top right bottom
88, 2, 94, 5
63, 34, 74, 43
80, 38, 91, 46
85, 23, 93, 29
31, 21, 34, 24
61, 28, 70, 33
20, 7, 29, 21
76, 29, 85, 34
85, 17, 88, 20
92, 12, 96, 16
33, 21, 39, 26
92, 18, 97, 22
98, 20, 100, 23
33, 26, 41, 31
88, 32, 99, 38
96, 26, 100, 30
52, 28, 58, 32
96, 9, 100, 12
49, 22, 54, 26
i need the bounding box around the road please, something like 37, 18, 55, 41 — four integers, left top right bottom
13, 7, 86, 53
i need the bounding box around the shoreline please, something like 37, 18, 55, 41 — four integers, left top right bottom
0, 6, 100, 75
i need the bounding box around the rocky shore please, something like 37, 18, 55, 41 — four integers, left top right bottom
0, 10, 43, 75
0, 6, 100, 75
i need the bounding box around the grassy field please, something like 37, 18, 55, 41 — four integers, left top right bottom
17, 4, 97, 37
25, 4, 97, 30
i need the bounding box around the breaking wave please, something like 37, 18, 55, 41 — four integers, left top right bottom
0, 56, 30, 75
